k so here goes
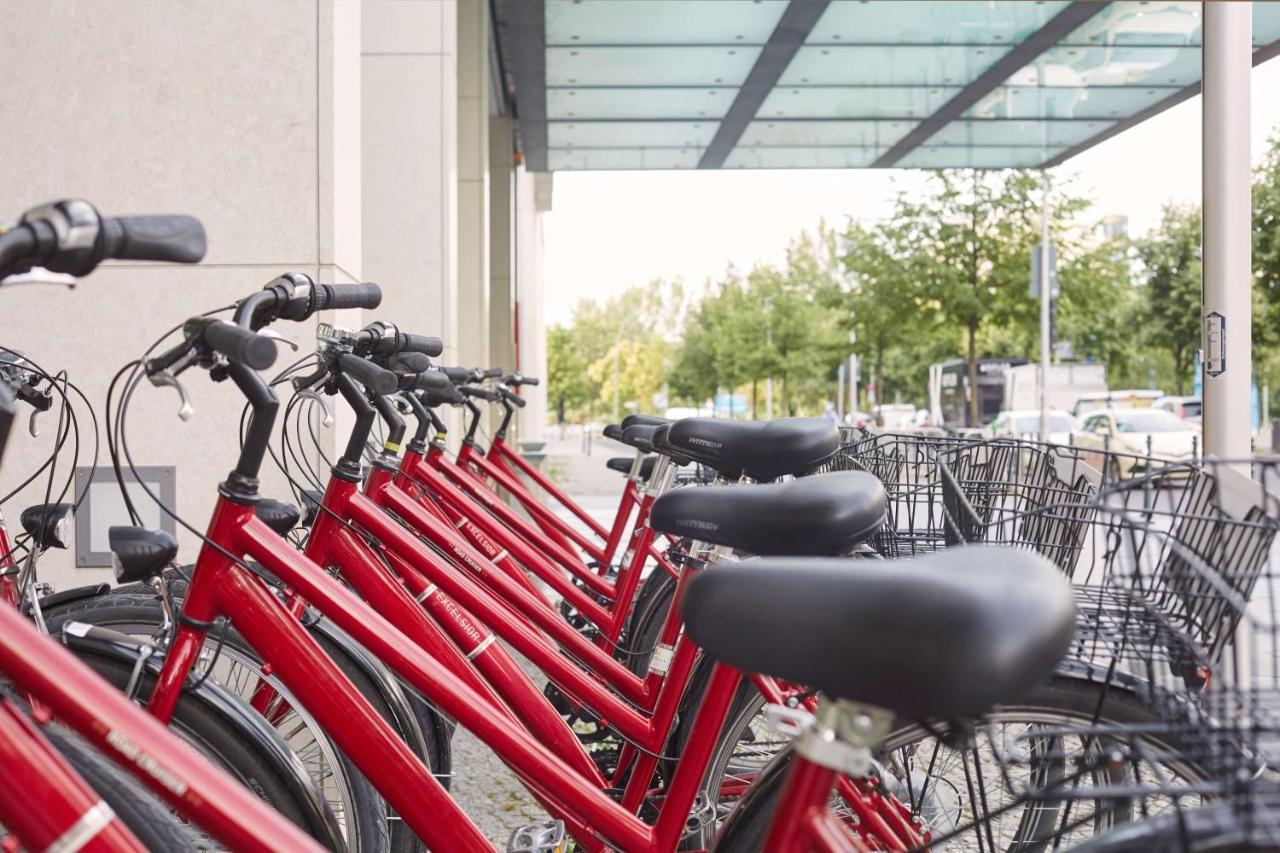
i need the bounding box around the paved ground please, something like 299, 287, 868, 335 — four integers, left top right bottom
448, 426, 628, 843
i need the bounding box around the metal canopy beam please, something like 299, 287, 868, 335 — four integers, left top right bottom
696, 0, 830, 169
494, 0, 548, 171
872, 1, 1106, 168
1043, 38, 1280, 169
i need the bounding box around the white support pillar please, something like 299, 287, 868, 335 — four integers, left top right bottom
1039, 173, 1052, 442
1202, 1, 1252, 461
456, 0, 491, 373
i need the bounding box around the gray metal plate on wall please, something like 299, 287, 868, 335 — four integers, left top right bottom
74, 467, 176, 568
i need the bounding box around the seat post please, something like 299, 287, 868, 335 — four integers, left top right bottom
626, 449, 645, 481
644, 456, 673, 498
793, 698, 894, 777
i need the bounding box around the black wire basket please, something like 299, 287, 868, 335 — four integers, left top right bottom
976, 458, 1280, 849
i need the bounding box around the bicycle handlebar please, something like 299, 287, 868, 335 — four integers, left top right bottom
355, 323, 443, 358
385, 352, 432, 374
240, 275, 383, 330
0, 200, 206, 279
202, 319, 278, 371
337, 353, 398, 395
421, 383, 465, 408
93, 215, 206, 266
459, 385, 500, 403
502, 373, 539, 388
498, 386, 527, 409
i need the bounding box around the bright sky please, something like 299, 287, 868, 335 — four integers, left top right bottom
542, 58, 1280, 326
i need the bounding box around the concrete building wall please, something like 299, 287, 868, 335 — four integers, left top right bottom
0, 0, 546, 591
0, 0, 363, 589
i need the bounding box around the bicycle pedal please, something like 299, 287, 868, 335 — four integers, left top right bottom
506, 819, 566, 852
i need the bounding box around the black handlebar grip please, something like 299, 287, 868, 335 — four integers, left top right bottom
501, 388, 528, 409
412, 371, 451, 392
338, 353, 397, 395
386, 352, 432, 374
0, 226, 38, 276
440, 366, 471, 384
203, 321, 278, 371
522, 376, 540, 386
461, 385, 499, 402
480, 367, 503, 379
313, 283, 383, 312
423, 384, 465, 407
97, 216, 207, 265
372, 332, 444, 358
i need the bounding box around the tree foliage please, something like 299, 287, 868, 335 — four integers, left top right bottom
1134, 205, 1202, 396
546, 135, 1280, 424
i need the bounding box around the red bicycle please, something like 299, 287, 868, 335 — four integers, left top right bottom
0, 198, 327, 852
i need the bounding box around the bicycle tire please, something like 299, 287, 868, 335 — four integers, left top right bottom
619, 568, 677, 677
1069, 803, 1275, 853
44, 594, 389, 852
53, 582, 451, 852
43, 722, 210, 851
707, 677, 1212, 853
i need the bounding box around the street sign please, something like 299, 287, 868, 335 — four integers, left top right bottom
1030, 243, 1058, 299
1205, 311, 1226, 377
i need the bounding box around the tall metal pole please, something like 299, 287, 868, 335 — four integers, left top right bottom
1202, 1, 1252, 462
836, 363, 845, 420
1039, 173, 1052, 441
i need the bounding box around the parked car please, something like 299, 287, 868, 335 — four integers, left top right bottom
663, 405, 712, 420
872, 404, 917, 430
844, 409, 873, 429
1071, 408, 1199, 478
989, 409, 1076, 444
1154, 395, 1202, 426
1071, 389, 1163, 418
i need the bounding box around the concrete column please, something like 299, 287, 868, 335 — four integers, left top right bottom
456, 0, 490, 372
1201, 2, 1252, 460
361, 0, 458, 353
516, 171, 553, 439
490, 117, 517, 381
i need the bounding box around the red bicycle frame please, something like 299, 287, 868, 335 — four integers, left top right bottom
0, 604, 324, 852
146, 485, 756, 851
478, 433, 679, 577
0, 696, 145, 852
334, 468, 714, 789
421, 442, 675, 644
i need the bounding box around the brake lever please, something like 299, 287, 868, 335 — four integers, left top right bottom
297, 388, 334, 428
27, 408, 39, 438
0, 269, 78, 289
147, 350, 198, 421
256, 328, 298, 352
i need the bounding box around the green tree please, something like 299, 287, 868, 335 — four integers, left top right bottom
545, 279, 685, 421
1055, 235, 1137, 383
1253, 132, 1280, 399
838, 221, 930, 407
587, 338, 669, 419
546, 325, 594, 418
1135, 205, 1202, 396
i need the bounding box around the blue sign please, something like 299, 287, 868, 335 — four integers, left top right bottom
713, 393, 749, 418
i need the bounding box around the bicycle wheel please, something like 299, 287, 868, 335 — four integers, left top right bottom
704, 677, 1210, 852
44, 591, 391, 853
619, 568, 677, 677
1069, 803, 1277, 853
41, 722, 210, 851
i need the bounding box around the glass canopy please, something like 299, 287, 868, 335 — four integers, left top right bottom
496, 0, 1280, 171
